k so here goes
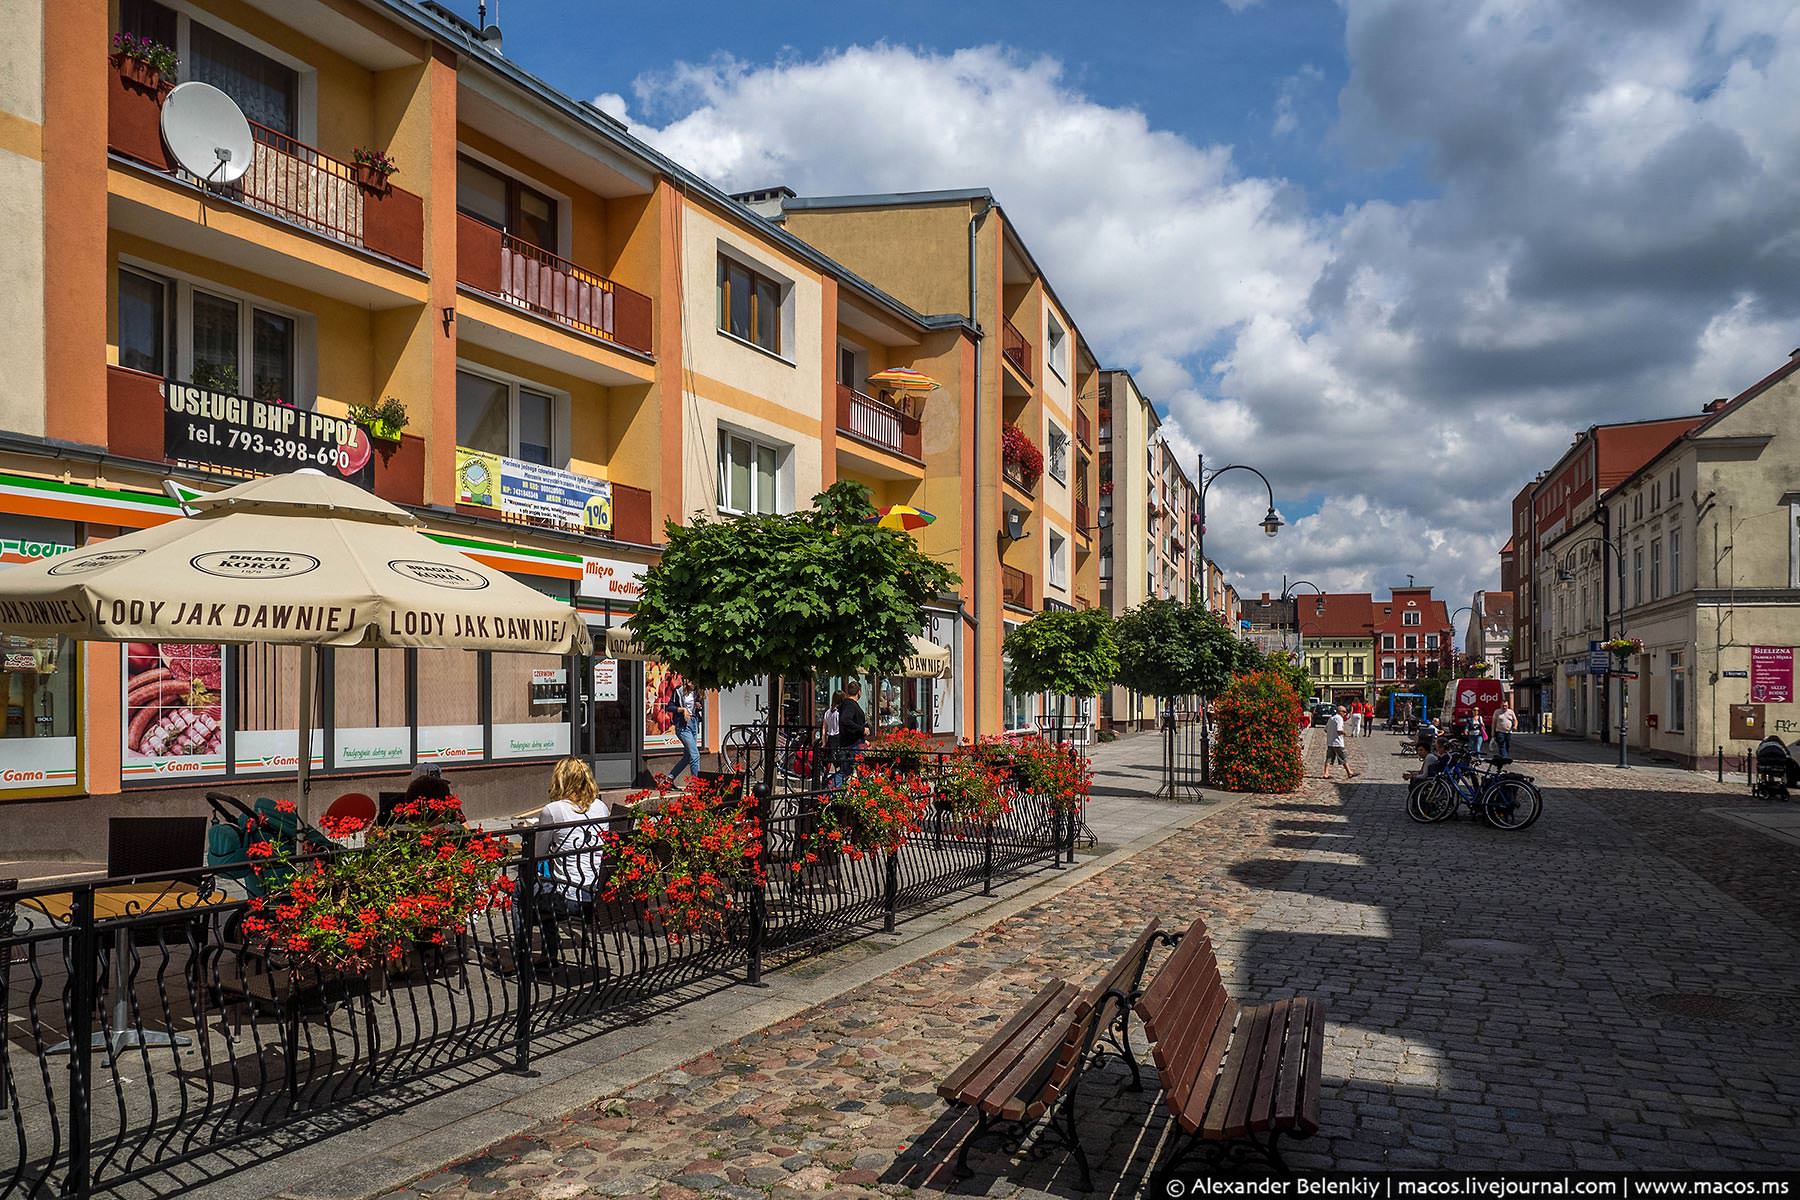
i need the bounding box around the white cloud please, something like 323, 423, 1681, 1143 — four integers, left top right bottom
613, 9, 1800, 623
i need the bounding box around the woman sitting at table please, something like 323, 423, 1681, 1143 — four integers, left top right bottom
534, 758, 611, 967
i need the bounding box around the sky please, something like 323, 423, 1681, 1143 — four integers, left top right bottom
447, 0, 1800, 638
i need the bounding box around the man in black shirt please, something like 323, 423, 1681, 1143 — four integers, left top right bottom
833, 681, 868, 786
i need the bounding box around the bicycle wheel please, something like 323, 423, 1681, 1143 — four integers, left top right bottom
1481, 778, 1542, 830
1409, 777, 1457, 823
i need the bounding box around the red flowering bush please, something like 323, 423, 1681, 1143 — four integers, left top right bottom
860, 727, 936, 774
1212, 669, 1306, 794
807, 766, 929, 864
242, 794, 514, 974
604, 776, 763, 941
932, 746, 1012, 826
1001, 423, 1044, 484
1010, 736, 1092, 815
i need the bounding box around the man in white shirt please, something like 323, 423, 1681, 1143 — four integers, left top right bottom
1323, 704, 1355, 779
1492, 704, 1517, 759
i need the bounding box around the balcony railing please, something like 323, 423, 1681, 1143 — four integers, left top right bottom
1075, 407, 1092, 449
106, 73, 423, 267
1002, 460, 1037, 495
835, 385, 922, 461
1003, 565, 1034, 610
457, 214, 653, 355
1076, 499, 1091, 537
1001, 316, 1032, 381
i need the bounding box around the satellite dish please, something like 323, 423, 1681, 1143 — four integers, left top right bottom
161, 82, 255, 186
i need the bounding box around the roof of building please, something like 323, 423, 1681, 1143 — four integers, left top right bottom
1607, 349, 1800, 498
1297, 592, 1377, 638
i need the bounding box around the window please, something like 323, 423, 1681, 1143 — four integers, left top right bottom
331, 647, 411, 770
1309, 657, 1323, 677
1634, 493, 1643, 522
119, 266, 303, 402
837, 345, 861, 389
1633, 546, 1643, 606
1046, 312, 1068, 380
1669, 529, 1681, 594
1650, 538, 1663, 601
1330, 657, 1344, 677
717, 256, 782, 354
1382, 634, 1395, 651
1426, 634, 1439, 650
455, 368, 562, 465
1048, 532, 1068, 590
1382, 661, 1396, 681
1403, 610, 1421, 626
1650, 481, 1660, 511
718, 429, 784, 515
1352, 657, 1364, 676
1046, 422, 1069, 484
191, 20, 298, 136
1404, 634, 1418, 650
457, 156, 558, 252
1669, 650, 1687, 733
490, 651, 570, 760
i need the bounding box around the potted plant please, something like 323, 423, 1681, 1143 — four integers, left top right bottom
804, 766, 928, 868
348, 396, 409, 443
1001, 423, 1044, 487
931, 747, 1010, 828
112, 32, 178, 92
1606, 637, 1643, 663
351, 146, 399, 194
240, 794, 515, 978
860, 727, 935, 776
1466, 660, 1493, 677
601, 775, 763, 942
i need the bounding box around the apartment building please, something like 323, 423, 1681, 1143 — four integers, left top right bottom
767, 188, 1102, 734
1372, 588, 1453, 687
1601, 351, 1800, 769
1509, 414, 1704, 738
0, 1, 988, 843
1299, 593, 1375, 706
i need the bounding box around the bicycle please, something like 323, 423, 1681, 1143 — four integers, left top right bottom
1407, 749, 1543, 830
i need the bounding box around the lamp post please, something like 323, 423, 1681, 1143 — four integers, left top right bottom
1281, 579, 1326, 679
1195, 453, 1282, 613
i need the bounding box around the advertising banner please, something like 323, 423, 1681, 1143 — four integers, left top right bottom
643, 660, 691, 751
593, 658, 619, 703
456, 447, 612, 533
1750, 646, 1794, 704
164, 382, 375, 487
579, 555, 645, 601
121, 642, 227, 780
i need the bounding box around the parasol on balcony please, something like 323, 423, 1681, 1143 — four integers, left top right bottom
865, 367, 939, 417
870, 504, 937, 532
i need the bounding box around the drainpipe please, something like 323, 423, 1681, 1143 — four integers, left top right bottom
968, 198, 992, 735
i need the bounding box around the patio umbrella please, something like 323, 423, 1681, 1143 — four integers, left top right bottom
864, 367, 939, 394
0, 469, 591, 811
900, 634, 952, 679
871, 504, 937, 532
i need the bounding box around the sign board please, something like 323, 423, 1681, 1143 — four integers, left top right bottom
593, 658, 619, 703
579, 555, 646, 601
456, 447, 611, 533
529, 667, 567, 708
1723, 669, 1749, 679
1730, 703, 1765, 741
164, 382, 374, 487
1612, 671, 1638, 680
1588, 649, 1612, 676
1750, 646, 1793, 704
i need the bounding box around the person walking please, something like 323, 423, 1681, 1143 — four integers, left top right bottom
1323, 703, 1355, 779
666, 681, 702, 782
833, 681, 868, 787
1348, 701, 1364, 739
1469, 709, 1487, 757
1492, 703, 1516, 759
822, 688, 844, 784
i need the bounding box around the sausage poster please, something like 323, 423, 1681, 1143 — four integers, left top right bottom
121, 641, 227, 779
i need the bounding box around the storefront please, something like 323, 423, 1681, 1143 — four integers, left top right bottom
0, 514, 83, 798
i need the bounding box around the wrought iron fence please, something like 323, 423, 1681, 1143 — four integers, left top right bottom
1, 768, 1070, 1197
1159, 704, 1210, 799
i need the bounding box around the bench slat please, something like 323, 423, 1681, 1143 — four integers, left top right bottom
1247, 1001, 1291, 1134
1274, 996, 1309, 1126
939, 979, 1074, 1103
1175, 1000, 1241, 1134
1163, 984, 1232, 1116
991, 998, 1085, 1121
959, 982, 1079, 1110
1142, 937, 1228, 1096
1137, 915, 1207, 1019
1299, 997, 1327, 1135
1207, 1003, 1269, 1139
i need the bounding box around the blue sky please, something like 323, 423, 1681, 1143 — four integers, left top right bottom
434, 1, 1800, 631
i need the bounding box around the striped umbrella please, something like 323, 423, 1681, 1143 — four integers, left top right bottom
871, 504, 937, 531
865, 367, 940, 393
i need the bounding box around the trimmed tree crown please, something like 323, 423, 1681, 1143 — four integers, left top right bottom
1002, 607, 1119, 698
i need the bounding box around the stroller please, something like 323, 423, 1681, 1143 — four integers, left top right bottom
1752, 743, 1794, 802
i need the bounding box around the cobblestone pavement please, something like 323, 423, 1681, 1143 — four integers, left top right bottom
397, 734, 1800, 1199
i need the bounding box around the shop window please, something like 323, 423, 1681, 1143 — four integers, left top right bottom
717, 255, 784, 354
456, 155, 559, 253
0, 517, 81, 795
123, 643, 227, 779
718, 430, 786, 515
232, 644, 315, 775
417, 649, 485, 765
455, 367, 562, 466
491, 651, 571, 760
331, 647, 411, 771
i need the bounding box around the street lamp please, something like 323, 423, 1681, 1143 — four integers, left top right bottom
1195, 454, 1282, 613
1281, 578, 1326, 664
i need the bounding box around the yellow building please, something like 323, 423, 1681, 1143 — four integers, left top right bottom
1297, 593, 1377, 706
0, 0, 983, 854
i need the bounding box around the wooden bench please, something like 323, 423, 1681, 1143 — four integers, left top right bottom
1135, 915, 1325, 1177
938, 918, 1163, 1191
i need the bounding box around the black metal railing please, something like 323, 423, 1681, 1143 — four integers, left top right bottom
1, 766, 1073, 1197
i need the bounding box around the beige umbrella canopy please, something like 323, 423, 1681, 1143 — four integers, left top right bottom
901, 634, 952, 679
0, 470, 591, 804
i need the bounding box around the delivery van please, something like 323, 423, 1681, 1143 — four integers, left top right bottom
1442, 678, 1506, 725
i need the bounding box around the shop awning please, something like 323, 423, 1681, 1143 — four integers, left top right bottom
900, 634, 952, 679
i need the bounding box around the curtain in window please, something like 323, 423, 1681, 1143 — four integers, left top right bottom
191, 23, 298, 136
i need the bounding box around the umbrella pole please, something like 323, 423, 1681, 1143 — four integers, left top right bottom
297, 645, 315, 818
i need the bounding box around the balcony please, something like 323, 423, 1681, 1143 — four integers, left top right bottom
835, 385, 921, 462
1001, 315, 1032, 382
1002, 461, 1037, 496
457, 214, 653, 356
1075, 407, 1092, 449
106, 365, 424, 506
1076, 499, 1091, 539
1003, 565, 1034, 611
107, 71, 423, 269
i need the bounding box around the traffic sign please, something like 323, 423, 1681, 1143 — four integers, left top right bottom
1588, 650, 1612, 675
1723, 669, 1748, 678
1612, 671, 1638, 680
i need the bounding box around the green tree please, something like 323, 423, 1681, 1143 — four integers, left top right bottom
1003, 607, 1119, 700
1113, 598, 1252, 703
1260, 648, 1313, 706
630, 481, 957, 785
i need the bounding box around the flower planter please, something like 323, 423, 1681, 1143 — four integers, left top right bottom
354, 163, 392, 194
365, 419, 403, 444
114, 55, 164, 93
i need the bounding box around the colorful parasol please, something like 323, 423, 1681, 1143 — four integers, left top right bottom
865, 367, 940, 393
871, 504, 937, 531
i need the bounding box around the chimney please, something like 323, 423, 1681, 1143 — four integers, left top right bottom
1260, 592, 1271, 602
730, 186, 796, 221
1703, 398, 1729, 414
